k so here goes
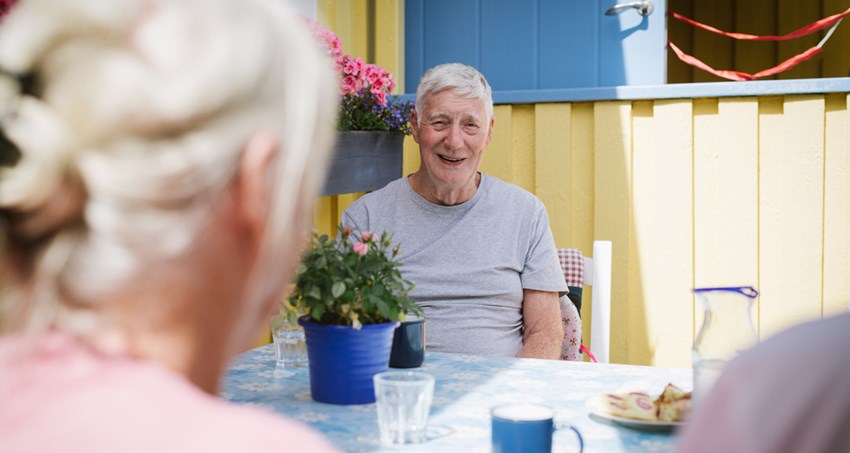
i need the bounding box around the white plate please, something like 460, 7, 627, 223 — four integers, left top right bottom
585, 395, 686, 432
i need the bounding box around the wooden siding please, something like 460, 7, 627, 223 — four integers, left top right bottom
531, 95, 846, 367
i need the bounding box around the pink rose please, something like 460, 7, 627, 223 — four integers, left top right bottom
360, 232, 373, 242
352, 242, 368, 255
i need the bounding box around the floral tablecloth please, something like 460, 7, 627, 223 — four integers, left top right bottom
222, 346, 692, 453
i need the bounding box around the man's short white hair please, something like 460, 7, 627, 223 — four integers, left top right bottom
415, 63, 494, 123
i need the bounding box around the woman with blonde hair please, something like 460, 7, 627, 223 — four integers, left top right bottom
0, 0, 339, 451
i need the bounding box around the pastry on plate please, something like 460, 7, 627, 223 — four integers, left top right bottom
598, 391, 657, 421
653, 383, 692, 422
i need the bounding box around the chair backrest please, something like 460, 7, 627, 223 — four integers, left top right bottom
557, 240, 612, 363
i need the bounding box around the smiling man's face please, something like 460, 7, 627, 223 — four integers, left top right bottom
410, 89, 493, 204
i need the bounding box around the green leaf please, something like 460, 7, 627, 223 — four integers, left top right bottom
312, 304, 325, 321
332, 281, 346, 298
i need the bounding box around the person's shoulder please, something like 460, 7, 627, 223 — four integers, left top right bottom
115, 363, 339, 452
482, 174, 545, 208
189, 402, 339, 452
346, 177, 407, 210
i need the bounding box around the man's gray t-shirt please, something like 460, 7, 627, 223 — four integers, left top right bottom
341, 173, 567, 356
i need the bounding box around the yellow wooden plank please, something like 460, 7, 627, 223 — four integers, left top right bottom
314, 197, 336, 237
776, 0, 821, 80
570, 103, 596, 353
630, 100, 695, 368
593, 101, 632, 364
402, 134, 420, 177
374, 0, 404, 91
693, 97, 761, 348
480, 105, 514, 183
335, 193, 364, 226
511, 104, 535, 193
734, 0, 778, 80
692, 0, 734, 82
326, 0, 369, 59
758, 95, 825, 337
823, 93, 850, 316
570, 103, 595, 256
822, 0, 850, 78
534, 103, 572, 248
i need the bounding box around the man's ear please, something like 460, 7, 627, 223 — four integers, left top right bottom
235, 131, 278, 248
410, 109, 421, 144
485, 116, 495, 147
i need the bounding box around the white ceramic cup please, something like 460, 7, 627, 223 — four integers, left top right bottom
373, 370, 435, 444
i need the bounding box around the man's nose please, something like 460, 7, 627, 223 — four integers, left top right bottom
444, 124, 463, 149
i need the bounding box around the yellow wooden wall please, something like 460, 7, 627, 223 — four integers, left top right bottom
316, 1, 850, 367
669, 0, 850, 83
486, 95, 849, 367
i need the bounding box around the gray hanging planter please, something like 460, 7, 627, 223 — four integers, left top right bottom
321, 131, 404, 196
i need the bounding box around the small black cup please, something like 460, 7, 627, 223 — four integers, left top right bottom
389, 316, 425, 368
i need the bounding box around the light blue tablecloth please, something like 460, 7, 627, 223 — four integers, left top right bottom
222, 345, 691, 453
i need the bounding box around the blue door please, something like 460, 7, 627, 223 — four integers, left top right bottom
404, 0, 667, 92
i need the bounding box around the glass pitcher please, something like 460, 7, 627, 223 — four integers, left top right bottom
692, 286, 759, 404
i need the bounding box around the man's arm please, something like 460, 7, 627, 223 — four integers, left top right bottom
517, 289, 563, 359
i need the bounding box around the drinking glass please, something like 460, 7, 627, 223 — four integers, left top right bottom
270, 314, 308, 368
373, 370, 435, 444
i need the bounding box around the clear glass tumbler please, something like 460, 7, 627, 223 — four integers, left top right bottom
270, 314, 308, 368
373, 370, 435, 444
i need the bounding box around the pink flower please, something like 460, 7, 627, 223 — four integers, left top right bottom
372, 90, 387, 106
306, 20, 342, 58
341, 75, 358, 95
363, 64, 382, 85
343, 57, 364, 76
360, 232, 373, 242
352, 242, 368, 255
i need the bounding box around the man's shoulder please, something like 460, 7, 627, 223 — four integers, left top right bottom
345, 177, 407, 212
482, 174, 544, 208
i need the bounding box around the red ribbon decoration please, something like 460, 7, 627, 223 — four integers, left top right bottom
668, 9, 850, 81
668, 41, 824, 81
670, 10, 850, 41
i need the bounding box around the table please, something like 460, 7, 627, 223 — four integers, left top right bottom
222, 346, 692, 453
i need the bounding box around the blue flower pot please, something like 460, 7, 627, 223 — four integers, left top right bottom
298, 316, 399, 405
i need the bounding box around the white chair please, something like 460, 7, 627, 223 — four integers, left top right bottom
557, 240, 612, 363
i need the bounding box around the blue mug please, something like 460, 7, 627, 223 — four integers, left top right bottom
491, 403, 584, 453
389, 316, 425, 368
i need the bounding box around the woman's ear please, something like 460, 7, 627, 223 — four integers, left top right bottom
234, 131, 278, 249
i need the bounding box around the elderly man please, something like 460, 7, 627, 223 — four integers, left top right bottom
341, 63, 565, 359
342, 64, 567, 359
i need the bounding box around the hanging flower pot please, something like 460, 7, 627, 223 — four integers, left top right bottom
299, 316, 398, 404
321, 130, 404, 196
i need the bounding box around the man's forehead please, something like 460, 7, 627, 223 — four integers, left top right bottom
422, 91, 487, 117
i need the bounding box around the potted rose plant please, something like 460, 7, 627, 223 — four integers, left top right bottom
307, 21, 414, 196
284, 225, 420, 404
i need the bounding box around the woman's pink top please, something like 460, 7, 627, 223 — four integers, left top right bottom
0, 331, 338, 452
